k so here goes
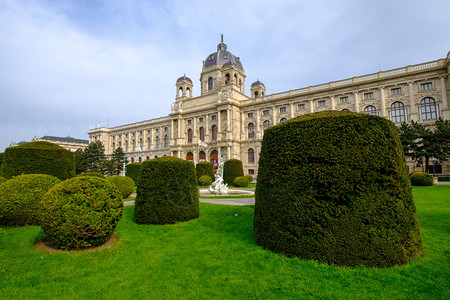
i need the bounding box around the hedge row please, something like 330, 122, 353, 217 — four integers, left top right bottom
126, 163, 141, 186
196, 161, 215, 183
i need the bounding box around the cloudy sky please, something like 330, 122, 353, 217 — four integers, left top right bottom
1, 0, 449, 151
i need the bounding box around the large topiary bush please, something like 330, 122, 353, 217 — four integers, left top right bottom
106, 175, 135, 198
134, 156, 199, 225
223, 159, 244, 185
77, 172, 105, 179
254, 111, 422, 267
125, 162, 141, 186
245, 175, 253, 183
39, 176, 123, 250
0, 174, 61, 226
410, 172, 434, 186
233, 176, 249, 187
0, 141, 75, 180
0, 176, 6, 186
196, 161, 215, 183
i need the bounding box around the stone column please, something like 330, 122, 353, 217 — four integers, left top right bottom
441, 77, 448, 109
409, 82, 418, 121
309, 100, 314, 113
290, 103, 294, 118
379, 88, 386, 117
272, 106, 276, 125
205, 114, 209, 141
331, 96, 336, 110
227, 146, 231, 160
256, 109, 260, 139
354, 92, 359, 112
240, 112, 245, 140
193, 116, 197, 142
217, 110, 222, 140
227, 108, 231, 139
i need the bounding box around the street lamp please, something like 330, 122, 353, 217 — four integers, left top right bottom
430, 156, 437, 178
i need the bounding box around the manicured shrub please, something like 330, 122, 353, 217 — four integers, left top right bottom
410, 172, 434, 186
134, 157, 199, 225
39, 176, 123, 250
223, 159, 244, 185
245, 175, 253, 183
0, 176, 6, 186
0, 174, 60, 226
198, 175, 212, 186
254, 111, 422, 267
77, 172, 105, 179
0, 141, 75, 180
106, 175, 135, 198
196, 161, 215, 183
125, 162, 141, 186
233, 176, 249, 187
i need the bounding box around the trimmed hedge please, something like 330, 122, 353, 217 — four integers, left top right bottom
245, 175, 253, 183
0, 174, 60, 226
106, 176, 135, 198
77, 172, 105, 179
233, 176, 249, 187
410, 172, 434, 186
39, 176, 123, 250
199, 175, 213, 186
0, 141, 75, 180
196, 161, 215, 183
223, 159, 244, 185
126, 162, 141, 186
0, 176, 6, 186
254, 111, 422, 267
134, 156, 199, 225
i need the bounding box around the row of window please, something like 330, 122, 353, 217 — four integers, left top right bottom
186, 115, 217, 125
114, 135, 170, 152
184, 149, 256, 165
111, 127, 168, 141
187, 126, 218, 143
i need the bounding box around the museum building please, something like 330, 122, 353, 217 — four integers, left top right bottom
89, 38, 450, 176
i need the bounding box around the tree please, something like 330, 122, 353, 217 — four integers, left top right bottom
111, 147, 126, 175
74, 148, 87, 175
83, 141, 106, 173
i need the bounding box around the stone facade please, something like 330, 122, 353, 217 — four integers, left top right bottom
89, 39, 450, 176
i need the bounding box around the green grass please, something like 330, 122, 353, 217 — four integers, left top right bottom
199, 194, 254, 199
0, 186, 448, 299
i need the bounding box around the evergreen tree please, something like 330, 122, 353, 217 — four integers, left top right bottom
74, 148, 87, 175
111, 147, 126, 175
83, 141, 106, 173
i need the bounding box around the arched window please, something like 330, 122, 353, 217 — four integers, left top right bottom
248, 148, 255, 164
280, 118, 287, 123
211, 125, 217, 141
147, 138, 151, 150
186, 152, 193, 161
210, 150, 218, 170
199, 151, 206, 161
225, 73, 230, 84
156, 136, 160, 148
199, 127, 205, 141
208, 77, 213, 90
263, 120, 270, 131
254, 91, 259, 98
187, 87, 191, 97
391, 101, 406, 123
421, 97, 437, 120
164, 135, 168, 148
178, 87, 183, 97
342, 109, 350, 111
125, 141, 128, 152
146, 156, 149, 160
139, 157, 142, 163
364, 105, 377, 115
187, 129, 193, 143
131, 157, 134, 163
248, 123, 255, 139
132, 140, 136, 151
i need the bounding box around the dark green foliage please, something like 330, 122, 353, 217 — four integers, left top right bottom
410, 172, 434, 186
233, 176, 249, 187
111, 147, 126, 175
77, 172, 105, 179
0, 141, 75, 180
198, 175, 212, 186
0, 176, 6, 185
0, 174, 60, 226
254, 110, 422, 267
83, 141, 107, 173
106, 175, 135, 198
245, 175, 253, 183
223, 159, 244, 185
126, 162, 141, 186
134, 156, 199, 225
74, 148, 87, 174
39, 176, 123, 250
0, 152, 3, 170
196, 161, 215, 182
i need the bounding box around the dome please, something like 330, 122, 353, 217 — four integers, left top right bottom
176, 74, 192, 83
203, 36, 244, 71
251, 80, 265, 88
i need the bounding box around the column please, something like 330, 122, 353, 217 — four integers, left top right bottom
170, 120, 174, 140
143, 129, 147, 150
354, 92, 359, 112
408, 82, 418, 121
331, 96, 336, 110
256, 109, 260, 139
217, 110, 222, 140
240, 112, 245, 140
205, 114, 209, 141
309, 100, 314, 113
193, 116, 197, 142
379, 88, 386, 117
290, 103, 294, 118
441, 77, 448, 109
227, 108, 231, 139
272, 106, 276, 125
227, 146, 231, 160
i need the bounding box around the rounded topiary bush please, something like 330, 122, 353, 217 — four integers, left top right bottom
134, 156, 199, 225
39, 176, 123, 250
410, 172, 434, 186
0, 141, 75, 180
0, 176, 6, 186
245, 175, 253, 183
233, 176, 249, 187
198, 175, 212, 186
77, 172, 105, 179
0, 174, 61, 226
196, 161, 215, 183
223, 159, 244, 185
106, 175, 135, 198
254, 111, 422, 267
125, 162, 141, 186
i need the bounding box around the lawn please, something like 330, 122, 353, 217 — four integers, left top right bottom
0, 186, 448, 299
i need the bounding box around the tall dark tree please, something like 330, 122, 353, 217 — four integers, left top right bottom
83, 141, 106, 173
74, 148, 87, 175
111, 147, 126, 175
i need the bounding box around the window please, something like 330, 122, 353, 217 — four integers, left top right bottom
318, 100, 326, 107
298, 104, 305, 110
131, 157, 134, 163
187, 129, 193, 143
280, 118, 287, 123
211, 115, 217, 120
342, 109, 350, 111
187, 120, 192, 125
164, 127, 168, 132
148, 138, 151, 149
248, 169, 255, 175
139, 157, 142, 163
156, 136, 160, 148
263, 110, 269, 116
248, 123, 255, 139
248, 113, 253, 118
364, 92, 374, 99
199, 117, 204, 123
420, 97, 437, 120
156, 129, 159, 133
280, 107, 286, 113
364, 105, 377, 115
390, 102, 406, 123
263, 120, 270, 131
186, 152, 193, 161
199, 151, 206, 161
248, 148, 255, 164
199, 127, 205, 141
208, 77, 213, 90
420, 82, 432, 90
340, 96, 349, 103
225, 73, 230, 84
139, 139, 143, 150
164, 135, 168, 148
132, 140, 136, 151
211, 125, 217, 141
391, 88, 402, 95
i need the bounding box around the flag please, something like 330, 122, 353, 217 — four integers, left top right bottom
138, 146, 143, 152
198, 139, 208, 147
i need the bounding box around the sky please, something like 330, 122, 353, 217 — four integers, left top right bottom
1, 0, 449, 151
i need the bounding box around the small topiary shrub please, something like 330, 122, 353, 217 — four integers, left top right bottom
196, 161, 215, 183
0, 176, 7, 186
106, 175, 135, 198
198, 175, 213, 186
0, 174, 61, 226
77, 172, 105, 179
39, 176, 123, 250
245, 175, 253, 183
254, 111, 422, 267
125, 162, 141, 186
0, 141, 75, 180
410, 172, 434, 186
134, 156, 199, 225
233, 176, 249, 187
223, 159, 244, 185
